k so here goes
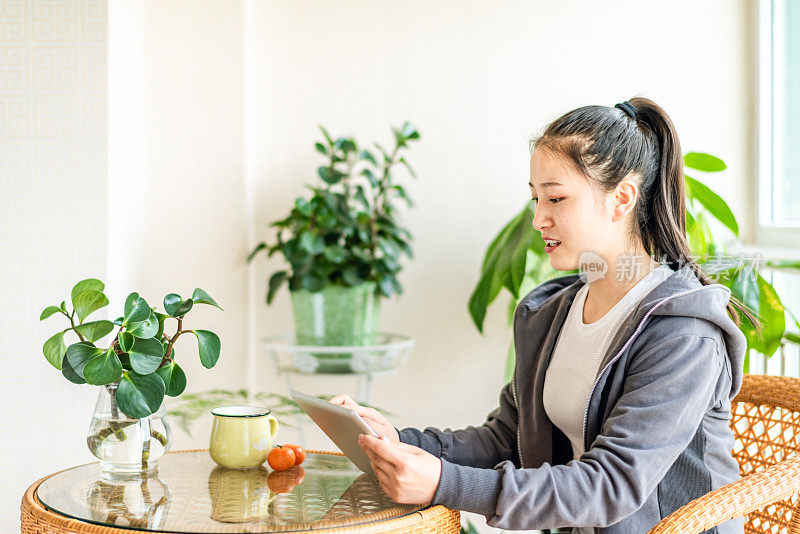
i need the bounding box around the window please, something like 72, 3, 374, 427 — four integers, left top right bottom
757, 0, 800, 246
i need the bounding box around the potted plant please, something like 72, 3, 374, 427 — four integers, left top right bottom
40, 278, 222, 475
469, 152, 800, 378
248, 122, 419, 372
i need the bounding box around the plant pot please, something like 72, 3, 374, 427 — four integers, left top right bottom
290, 281, 381, 373
87, 382, 172, 477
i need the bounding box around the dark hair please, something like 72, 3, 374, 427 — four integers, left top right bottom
529, 96, 757, 328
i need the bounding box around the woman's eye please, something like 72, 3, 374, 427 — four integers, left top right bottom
531, 197, 564, 205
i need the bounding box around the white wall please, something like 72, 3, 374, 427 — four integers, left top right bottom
2, 0, 754, 531
246, 2, 753, 531
248, 0, 754, 433
108, 0, 247, 450
0, 0, 107, 528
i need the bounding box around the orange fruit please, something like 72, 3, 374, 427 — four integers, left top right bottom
268, 445, 296, 471
283, 444, 306, 466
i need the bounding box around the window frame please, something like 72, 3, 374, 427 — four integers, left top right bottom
755, 0, 800, 248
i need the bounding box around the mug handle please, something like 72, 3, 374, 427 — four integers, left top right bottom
267, 414, 279, 440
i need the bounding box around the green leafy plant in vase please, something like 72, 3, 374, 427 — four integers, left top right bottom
40, 278, 222, 475
249, 122, 419, 372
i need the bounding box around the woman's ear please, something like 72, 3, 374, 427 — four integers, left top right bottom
612, 177, 640, 222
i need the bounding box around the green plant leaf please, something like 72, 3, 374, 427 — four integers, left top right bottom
360, 168, 379, 187
116, 371, 166, 419
685, 175, 739, 236
71, 279, 104, 308
129, 337, 165, 374
60, 301, 67, 312
318, 166, 345, 185
468, 205, 537, 332
123, 292, 150, 325
359, 149, 377, 166
73, 290, 109, 323
333, 137, 356, 153
398, 157, 416, 178
193, 329, 221, 369
154, 311, 168, 339
156, 361, 187, 397
468, 267, 502, 334
61, 353, 86, 384
247, 242, 268, 263
342, 265, 364, 286
318, 124, 333, 146
127, 310, 159, 338
392, 184, 414, 206
322, 246, 348, 263
74, 320, 114, 343
298, 231, 325, 254
301, 273, 324, 292
192, 288, 223, 310
83, 347, 123, 385
65, 341, 104, 379
684, 152, 727, 172
163, 293, 193, 317
748, 276, 785, 356
40, 306, 63, 321
508, 210, 534, 294
267, 271, 288, 304
118, 331, 134, 352
314, 142, 328, 156
43, 331, 67, 369
729, 267, 760, 316
401, 121, 419, 140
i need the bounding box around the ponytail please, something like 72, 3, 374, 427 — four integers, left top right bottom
530, 96, 758, 329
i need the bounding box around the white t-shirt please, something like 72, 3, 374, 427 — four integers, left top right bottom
543, 265, 673, 461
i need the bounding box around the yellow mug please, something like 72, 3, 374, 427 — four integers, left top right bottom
209, 406, 279, 469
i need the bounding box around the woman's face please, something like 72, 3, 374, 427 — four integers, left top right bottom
529, 147, 622, 271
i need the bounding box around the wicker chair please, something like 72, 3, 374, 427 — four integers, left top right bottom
649, 374, 800, 534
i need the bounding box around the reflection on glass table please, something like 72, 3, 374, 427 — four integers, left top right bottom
29, 449, 455, 532
85, 471, 171, 528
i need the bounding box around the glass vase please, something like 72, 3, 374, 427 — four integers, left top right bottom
87, 382, 172, 477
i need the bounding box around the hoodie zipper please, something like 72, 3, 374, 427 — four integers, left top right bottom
580, 287, 710, 453
511, 376, 524, 468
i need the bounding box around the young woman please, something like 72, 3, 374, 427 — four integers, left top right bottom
330, 97, 754, 533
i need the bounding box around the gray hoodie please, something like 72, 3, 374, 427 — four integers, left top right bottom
399, 265, 745, 533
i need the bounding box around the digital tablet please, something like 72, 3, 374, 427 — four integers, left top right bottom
289, 389, 380, 475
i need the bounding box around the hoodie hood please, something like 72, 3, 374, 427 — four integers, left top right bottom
520, 265, 746, 402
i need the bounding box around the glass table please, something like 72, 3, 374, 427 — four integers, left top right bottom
21, 449, 460, 533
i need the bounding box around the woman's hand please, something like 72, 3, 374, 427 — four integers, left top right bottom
358, 434, 442, 505
328, 394, 400, 444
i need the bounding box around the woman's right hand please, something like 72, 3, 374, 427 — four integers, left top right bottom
328, 394, 400, 445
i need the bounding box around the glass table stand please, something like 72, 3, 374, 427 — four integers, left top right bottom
261, 334, 414, 444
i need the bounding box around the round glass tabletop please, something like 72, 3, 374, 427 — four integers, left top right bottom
36, 450, 426, 532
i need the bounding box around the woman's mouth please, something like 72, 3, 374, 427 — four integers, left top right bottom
544, 238, 561, 253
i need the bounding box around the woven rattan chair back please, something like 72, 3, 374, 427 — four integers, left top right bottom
731, 374, 800, 533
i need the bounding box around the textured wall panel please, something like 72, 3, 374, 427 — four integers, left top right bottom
0, 0, 107, 529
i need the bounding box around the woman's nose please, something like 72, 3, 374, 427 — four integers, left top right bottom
532, 205, 550, 232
